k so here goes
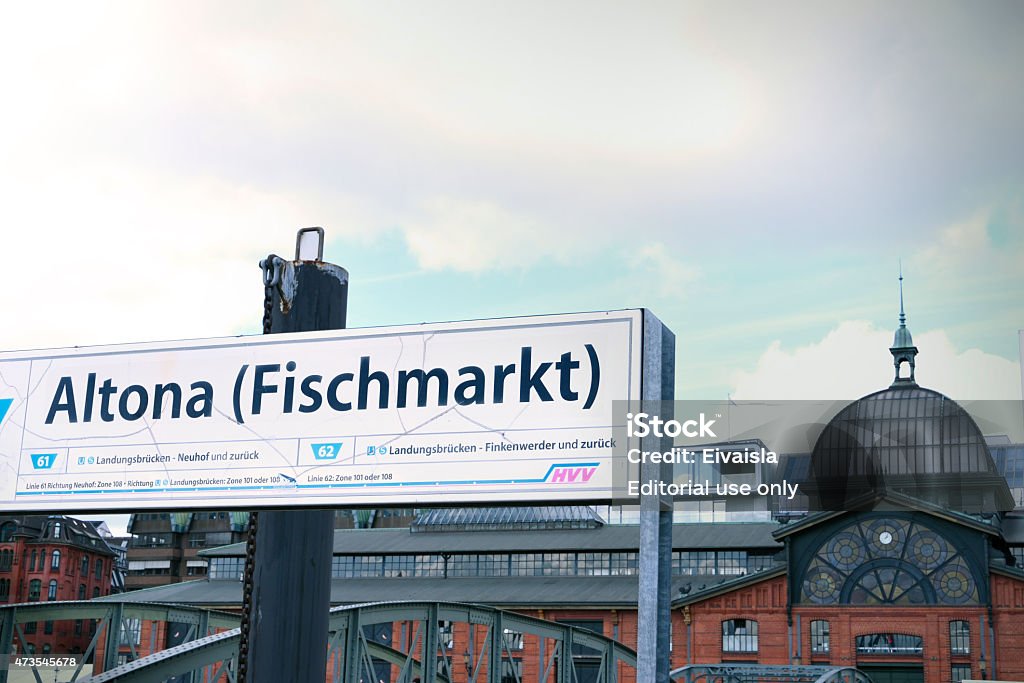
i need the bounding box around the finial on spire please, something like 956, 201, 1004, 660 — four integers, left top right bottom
898, 259, 906, 326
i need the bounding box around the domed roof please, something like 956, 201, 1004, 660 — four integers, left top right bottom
805, 384, 1014, 513
892, 324, 914, 349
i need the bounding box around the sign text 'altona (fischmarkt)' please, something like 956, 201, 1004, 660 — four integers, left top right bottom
0, 311, 643, 511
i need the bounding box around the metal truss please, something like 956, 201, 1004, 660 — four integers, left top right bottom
671, 663, 874, 683
2, 600, 636, 683
0, 599, 239, 683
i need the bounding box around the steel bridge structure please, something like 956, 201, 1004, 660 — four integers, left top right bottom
1, 599, 638, 683
671, 664, 874, 683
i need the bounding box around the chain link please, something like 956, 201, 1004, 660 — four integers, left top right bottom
238, 255, 280, 682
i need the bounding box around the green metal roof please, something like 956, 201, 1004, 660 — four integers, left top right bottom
200, 521, 783, 557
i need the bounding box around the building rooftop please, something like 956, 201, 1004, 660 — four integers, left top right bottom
410, 505, 604, 532
102, 573, 734, 609
0, 514, 116, 555
199, 521, 783, 558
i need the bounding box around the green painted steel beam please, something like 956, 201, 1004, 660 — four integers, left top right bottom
36, 601, 637, 683
85, 629, 239, 683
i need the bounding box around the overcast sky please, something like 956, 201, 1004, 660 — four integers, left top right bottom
1, 2, 1022, 534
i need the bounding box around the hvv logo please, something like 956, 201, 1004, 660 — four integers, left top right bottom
545, 463, 599, 484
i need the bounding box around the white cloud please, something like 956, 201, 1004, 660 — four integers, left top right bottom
402, 197, 571, 272
731, 320, 1021, 401
628, 243, 700, 298
0, 165, 379, 351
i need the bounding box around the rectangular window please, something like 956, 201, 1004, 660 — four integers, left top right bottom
130, 533, 172, 548
447, 555, 478, 577
508, 554, 536, 576
722, 619, 758, 653
949, 620, 970, 655
205, 532, 232, 546
208, 557, 245, 580
747, 553, 775, 573
540, 553, 575, 576
477, 554, 510, 577
502, 629, 524, 652
382, 555, 415, 577
120, 618, 142, 646
674, 551, 717, 575
579, 552, 609, 576
609, 552, 638, 575
415, 555, 445, 577
331, 556, 383, 578
855, 633, 922, 655
500, 658, 523, 683
717, 551, 747, 575
438, 621, 454, 650
951, 664, 971, 682
810, 620, 830, 654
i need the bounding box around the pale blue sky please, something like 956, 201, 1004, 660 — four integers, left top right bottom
1, 0, 1022, 399
4, 1, 1023, 536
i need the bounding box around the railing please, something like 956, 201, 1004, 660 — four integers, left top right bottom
3, 600, 637, 683
671, 663, 874, 683
0, 599, 239, 682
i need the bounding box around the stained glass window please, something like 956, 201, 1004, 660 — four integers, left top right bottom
800, 516, 979, 605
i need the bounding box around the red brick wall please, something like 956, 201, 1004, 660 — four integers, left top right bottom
0, 538, 112, 655
991, 573, 1024, 682
675, 575, 790, 667
675, 571, 1024, 683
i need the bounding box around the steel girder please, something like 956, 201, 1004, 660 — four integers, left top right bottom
670, 664, 874, 683
0, 600, 239, 683
38, 600, 638, 683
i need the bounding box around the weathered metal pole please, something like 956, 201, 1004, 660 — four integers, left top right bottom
636, 310, 675, 683
244, 228, 348, 683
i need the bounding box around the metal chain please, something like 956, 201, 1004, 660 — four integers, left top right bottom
238, 254, 281, 682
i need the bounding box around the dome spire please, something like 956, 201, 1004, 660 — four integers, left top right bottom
898, 260, 906, 326
890, 262, 918, 387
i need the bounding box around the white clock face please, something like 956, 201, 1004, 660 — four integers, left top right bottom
879, 531, 893, 545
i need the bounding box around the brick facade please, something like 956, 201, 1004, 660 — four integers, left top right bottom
673, 572, 1024, 683
0, 515, 115, 656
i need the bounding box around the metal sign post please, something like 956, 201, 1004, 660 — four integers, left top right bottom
242, 228, 345, 683
636, 311, 675, 683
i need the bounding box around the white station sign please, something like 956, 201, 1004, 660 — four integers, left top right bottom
0, 310, 643, 511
